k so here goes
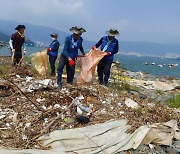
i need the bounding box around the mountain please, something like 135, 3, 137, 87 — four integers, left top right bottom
0, 19, 180, 56
120, 41, 180, 56
0, 32, 9, 41
0, 20, 94, 50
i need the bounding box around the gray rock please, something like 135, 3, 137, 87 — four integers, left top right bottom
136, 144, 149, 152
154, 145, 165, 153
166, 147, 178, 154
173, 141, 180, 152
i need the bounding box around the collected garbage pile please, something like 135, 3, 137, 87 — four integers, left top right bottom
0, 63, 179, 153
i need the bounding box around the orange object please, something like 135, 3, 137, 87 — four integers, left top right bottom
76, 47, 106, 84
30, 50, 48, 76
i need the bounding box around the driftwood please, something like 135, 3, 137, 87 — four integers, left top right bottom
5, 79, 44, 112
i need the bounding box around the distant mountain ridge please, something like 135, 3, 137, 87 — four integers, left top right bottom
0, 32, 9, 41
0, 19, 180, 56
120, 41, 180, 57
0, 20, 94, 50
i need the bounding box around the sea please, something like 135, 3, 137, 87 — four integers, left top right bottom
0, 46, 180, 79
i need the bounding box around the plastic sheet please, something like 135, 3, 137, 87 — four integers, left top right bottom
30, 50, 48, 76
76, 48, 106, 84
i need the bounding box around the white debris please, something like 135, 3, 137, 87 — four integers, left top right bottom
22, 134, 27, 140
54, 104, 61, 108
0, 115, 6, 119
42, 105, 47, 110
25, 76, 33, 82
125, 98, 139, 109
16, 75, 21, 78
77, 106, 83, 115
117, 102, 123, 107
25, 123, 31, 128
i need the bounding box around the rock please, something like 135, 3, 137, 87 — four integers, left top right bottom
166, 147, 178, 154
154, 145, 165, 153
136, 144, 149, 152
173, 141, 180, 152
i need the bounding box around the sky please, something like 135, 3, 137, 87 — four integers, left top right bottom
0, 0, 180, 44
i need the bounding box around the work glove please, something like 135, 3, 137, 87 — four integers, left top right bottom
68, 59, 75, 67
106, 52, 111, 56
91, 46, 96, 50
47, 48, 51, 52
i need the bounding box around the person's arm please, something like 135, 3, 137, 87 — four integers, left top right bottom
95, 37, 103, 48
22, 43, 27, 55
110, 40, 119, 55
9, 33, 16, 53
9, 39, 13, 49
79, 46, 85, 55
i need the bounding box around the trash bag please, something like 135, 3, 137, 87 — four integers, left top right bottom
30, 50, 48, 76
76, 48, 106, 84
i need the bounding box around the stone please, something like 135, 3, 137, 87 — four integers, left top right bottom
166, 147, 178, 154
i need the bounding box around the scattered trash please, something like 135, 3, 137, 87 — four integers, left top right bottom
125, 98, 139, 108
75, 115, 90, 124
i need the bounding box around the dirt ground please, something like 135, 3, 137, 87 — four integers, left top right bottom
0, 56, 179, 149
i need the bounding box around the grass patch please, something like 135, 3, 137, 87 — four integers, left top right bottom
23, 56, 31, 63
135, 107, 144, 116
155, 90, 164, 95
165, 93, 180, 108
0, 64, 9, 77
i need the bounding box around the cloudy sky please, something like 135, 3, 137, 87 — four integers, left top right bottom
0, 0, 180, 44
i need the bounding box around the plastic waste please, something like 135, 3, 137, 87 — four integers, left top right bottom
79, 104, 92, 113
76, 48, 106, 84
30, 50, 48, 76
75, 115, 90, 124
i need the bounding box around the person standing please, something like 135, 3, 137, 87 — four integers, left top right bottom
9, 24, 27, 65
92, 29, 119, 86
57, 26, 86, 87
47, 33, 60, 76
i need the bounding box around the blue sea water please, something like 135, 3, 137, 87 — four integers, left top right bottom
115, 54, 180, 79
0, 46, 180, 79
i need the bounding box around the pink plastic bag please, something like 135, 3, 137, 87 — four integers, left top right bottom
76, 48, 106, 84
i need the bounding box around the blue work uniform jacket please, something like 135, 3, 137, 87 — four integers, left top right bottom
61, 35, 84, 60
95, 36, 119, 60
48, 40, 60, 57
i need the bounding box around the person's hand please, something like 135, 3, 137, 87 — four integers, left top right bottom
68, 58, 75, 67
47, 48, 51, 52
106, 52, 111, 56
24, 50, 26, 55
91, 46, 96, 50
12, 49, 15, 53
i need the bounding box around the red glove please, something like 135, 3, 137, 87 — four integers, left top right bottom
91, 46, 96, 50
106, 52, 111, 56
47, 48, 51, 52
68, 59, 75, 67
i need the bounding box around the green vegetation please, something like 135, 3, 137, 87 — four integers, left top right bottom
109, 80, 131, 91
155, 89, 164, 95
135, 107, 143, 116
23, 56, 31, 64
165, 93, 180, 108
0, 64, 9, 77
